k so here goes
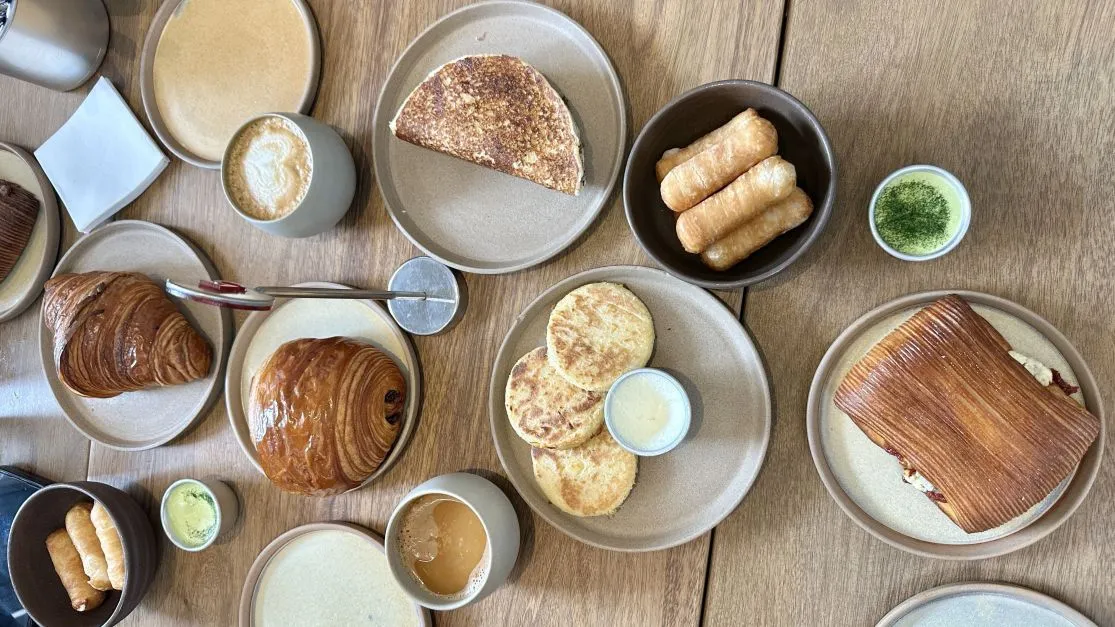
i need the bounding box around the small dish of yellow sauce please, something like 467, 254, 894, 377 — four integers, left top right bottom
604, 368, 692, 456
160, 478, 237, 551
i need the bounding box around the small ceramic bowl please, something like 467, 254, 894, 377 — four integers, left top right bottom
624, 79, 837, 289
869, 164, 971, 261
604, 368, 692, 456
385, 473, 520, 611
221, 112, 356, 238
8, 481, 157, 627
160, 478, 239, 552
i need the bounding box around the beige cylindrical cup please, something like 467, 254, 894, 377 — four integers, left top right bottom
221, 112, 356, 238
385, 473, 520, 611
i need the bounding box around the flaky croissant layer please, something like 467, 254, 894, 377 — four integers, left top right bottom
43, 272, 212, 398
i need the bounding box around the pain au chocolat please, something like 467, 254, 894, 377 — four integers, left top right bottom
249, 337, 407, 496
0, 179, 40, 282
834, 295, 1100, 533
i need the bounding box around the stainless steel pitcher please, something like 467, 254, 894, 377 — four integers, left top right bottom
0, 0, 110, 91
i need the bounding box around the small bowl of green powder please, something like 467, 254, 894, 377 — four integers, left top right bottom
869, 165, 970, 261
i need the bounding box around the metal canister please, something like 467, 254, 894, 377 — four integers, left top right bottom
0, 0, 110, 91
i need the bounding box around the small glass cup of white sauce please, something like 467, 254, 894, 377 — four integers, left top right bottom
604, 368, 691, 456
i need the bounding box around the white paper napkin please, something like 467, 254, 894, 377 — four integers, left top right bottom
34, 77, 168, 232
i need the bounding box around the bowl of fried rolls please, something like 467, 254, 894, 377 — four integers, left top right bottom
8, 482, 157, 627
624, 80, 836, 289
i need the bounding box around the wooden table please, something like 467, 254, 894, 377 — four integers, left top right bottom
1, 1, 1111, 625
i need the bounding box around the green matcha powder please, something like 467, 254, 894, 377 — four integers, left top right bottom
874, 178, 955, 255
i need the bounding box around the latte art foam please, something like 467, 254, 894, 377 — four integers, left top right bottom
226, 116, 312, 221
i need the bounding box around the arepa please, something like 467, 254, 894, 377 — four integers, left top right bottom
505, 347, 604, 449
531, 430, 637, 517
546, 282, 654, 391
390, 54, 583, 195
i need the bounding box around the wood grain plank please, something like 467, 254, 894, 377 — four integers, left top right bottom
705, 0, 1115, 624
0, 1, 788, 626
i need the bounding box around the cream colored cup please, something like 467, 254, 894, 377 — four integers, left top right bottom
385, 473, 520, 611
221, 112, 355, 238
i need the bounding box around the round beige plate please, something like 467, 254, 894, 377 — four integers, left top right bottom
0, 142, 60, 322
139, 0, 322, 168
877, 582, 1097, 626
239, 522, 431, 627
38, 220, 232, 450
225, 283, 421, 490
808, 290, 1105, 559
373, 0, 627, 274
489, 266, 771, 551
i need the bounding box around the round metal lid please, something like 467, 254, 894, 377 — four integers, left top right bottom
388, 256, 464, 335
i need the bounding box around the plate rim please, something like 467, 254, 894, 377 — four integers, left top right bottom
371, 0, 628, 274
806, 289, 1106, 560
37, 220, 233, 451
237, 521, 432, 627
0, 141, 61, 323
223, 282, 423, 492
487, 264, 772, 551
875, 581, 1098, 626
138, 0, 323, 169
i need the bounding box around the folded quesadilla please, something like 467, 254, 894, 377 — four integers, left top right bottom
390, 54, 583, 195
834, 295, 1100, 533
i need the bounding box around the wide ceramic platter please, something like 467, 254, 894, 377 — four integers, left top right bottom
489, 266, 771, 551
877, 582, 1097, 627
225, 283, 422, 490
373, 0, 626, 273
38, 220, 232, 450
808, 290, 1105, 559
0, 143, 60, 322
239, 523, 431, 627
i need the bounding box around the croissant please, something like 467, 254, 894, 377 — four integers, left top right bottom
43, 272, 212, 398
249, 337, 407, 496
0, 179, 40, 282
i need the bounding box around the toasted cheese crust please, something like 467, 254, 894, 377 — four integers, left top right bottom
506, 347, 604, 449
391, 54, 583, 195
531, 430, 637, 517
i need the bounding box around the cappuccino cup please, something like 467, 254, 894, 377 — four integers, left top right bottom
222, 112, 355, 238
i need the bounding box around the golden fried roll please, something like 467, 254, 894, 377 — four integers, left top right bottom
90, 502, 125, 590
701, 188, 813, 270
46, 529, 105, 612
64, 503, 111, 591
676, 156, 796, 254
654, 109, 759, 182
660, 112, 778, 212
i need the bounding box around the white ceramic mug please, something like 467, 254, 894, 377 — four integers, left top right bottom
385, 472, 520, 611
221, 112, 356, 238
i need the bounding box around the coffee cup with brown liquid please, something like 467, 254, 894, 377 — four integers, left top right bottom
386, 473, 520, 610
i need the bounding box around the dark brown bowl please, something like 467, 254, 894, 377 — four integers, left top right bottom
8, 482, 157, 627
624, 80, 836, 289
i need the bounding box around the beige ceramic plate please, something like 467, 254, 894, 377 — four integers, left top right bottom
808, 290, 1105, 559
373, 0, 626, 274
225, 283, 421, 490
38, 220, 232, 450
239, 522, 431, 627
489, 266, 771, 551
877, 582, 1097, 626
0, 142, 60, 322
139, 0, 322, 168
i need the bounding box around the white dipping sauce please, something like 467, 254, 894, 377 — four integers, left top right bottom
252, 529, 420, 627
606, 370, 689, 453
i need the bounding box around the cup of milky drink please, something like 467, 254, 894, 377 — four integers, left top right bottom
159, 477, 239, 552
869, 164, 972, 261
385, 472, 520, 611
221, 112, 356, 238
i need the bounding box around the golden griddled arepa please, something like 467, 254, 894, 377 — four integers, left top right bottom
531, 430, 637, 517
390, 54, 583, 195
546, 282, 654, 392
505, 347, 604, 449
